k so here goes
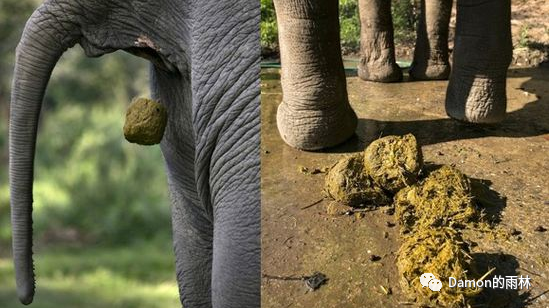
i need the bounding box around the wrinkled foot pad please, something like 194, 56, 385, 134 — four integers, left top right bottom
124, 97, 167, 145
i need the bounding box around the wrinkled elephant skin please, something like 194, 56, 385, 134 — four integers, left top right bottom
446, 0, 512, 123
273, 0, 357, 150
9, 0, 260, 307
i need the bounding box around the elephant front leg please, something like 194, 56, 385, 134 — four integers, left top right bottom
445, 0, 512, 123
357, 0, 402, 82
410, 0, 453, 80
274, 0, 357, 150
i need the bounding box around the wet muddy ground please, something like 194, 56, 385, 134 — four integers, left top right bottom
261, 66, 549, 308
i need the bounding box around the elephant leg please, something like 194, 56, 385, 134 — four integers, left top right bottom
152, 66, 214, 308
357, 0, 402, 82
445, 0, 512, 123
162, 133, 214, 308
273, 0, 357, 150
410, 0, 452, 80
170, 185, 213, 308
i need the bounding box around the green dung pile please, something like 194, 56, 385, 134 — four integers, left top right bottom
395, 165, 480, 234
394, 165, 485, 307
324, 134, 422, 207
324, 154, 389, 207
364, 134, 423, 193
397, 228, 480, 307
323, 134, 487, 307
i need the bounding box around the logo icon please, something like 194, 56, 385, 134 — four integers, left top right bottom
428, 278, 443, 291
420, 273, 442, 291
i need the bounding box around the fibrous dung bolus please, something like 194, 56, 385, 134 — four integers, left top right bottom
394, 165, 479, 233
363, 134, 423, 193
397, 228, 480, 307
324, 154, 389, 207
124, 97, 167, 145
321, 134, 488, 307
395, 165, 485, 307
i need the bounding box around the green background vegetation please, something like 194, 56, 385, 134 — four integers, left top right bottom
260, 0, 418, 54
0, 0, 178, 306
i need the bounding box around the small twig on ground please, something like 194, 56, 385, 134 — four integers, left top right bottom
282, 236, 294, 246
519, 267, 542, 277
261, 273, 304, 281
343, 207, 377, 215
301, 198, 325, 210
524, 289, 549, 305
398, 301, 415, 305
476, 267, 496, 282
379, 285, 392, 295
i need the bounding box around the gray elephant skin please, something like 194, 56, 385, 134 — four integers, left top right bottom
358, 0, 453, 82
275, 0, 512, 150
9, 0, 260, 307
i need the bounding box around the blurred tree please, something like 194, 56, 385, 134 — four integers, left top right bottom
340, 0, 361, 53
45, 49, 149, 110
32, 103, 170, 245
392, 0, 418, 44
260, 0, 278, 53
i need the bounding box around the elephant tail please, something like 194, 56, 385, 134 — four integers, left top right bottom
9, 3, 80, 304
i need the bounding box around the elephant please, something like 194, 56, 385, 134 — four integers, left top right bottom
358, 0, 453, 82
445, 0, 512, 123
274, 0, 512, 150
273, 0, 358, 150
9, 0, 260, 307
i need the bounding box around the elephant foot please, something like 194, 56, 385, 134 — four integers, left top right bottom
276, 101, 357, 150
445, 72, 507, 123
409, 60, 450, 80
357, 61, 402, 83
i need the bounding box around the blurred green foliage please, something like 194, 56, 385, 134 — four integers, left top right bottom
0, 0, 36, 98
0, 0, 37, 158
32, 88, 170, 244
0, 1, 184, 306
260, 0, 417, 54
0, 1, 174, 304
340, 0, 361, 52
392, 0, 418, 45
260, 0, 278, 50
0, 241, 179, 308
0, 0, 170, 247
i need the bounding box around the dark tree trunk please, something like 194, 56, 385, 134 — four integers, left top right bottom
357, 0, 402, 82
410, 0, 453, 80
445, 0, 512, 123
274, 0, 356, 150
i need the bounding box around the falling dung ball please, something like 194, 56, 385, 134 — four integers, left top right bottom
124, 97, 167, 145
